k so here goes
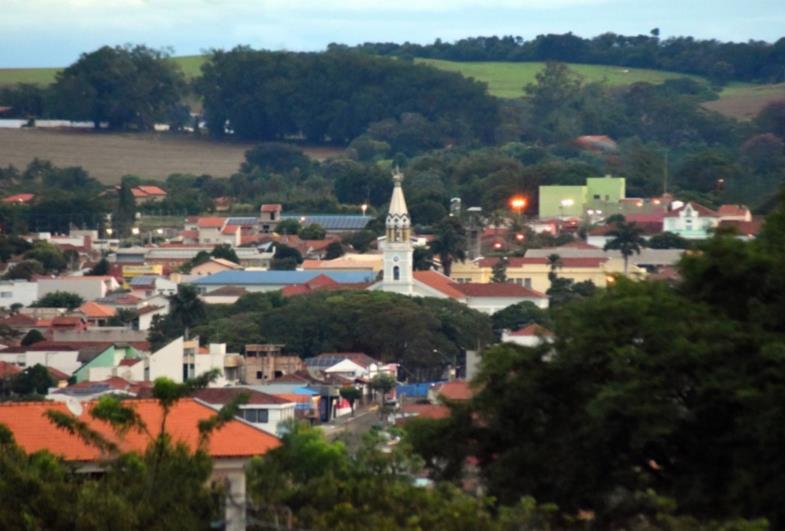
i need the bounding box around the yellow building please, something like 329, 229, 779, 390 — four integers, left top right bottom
450, 254, 641, 293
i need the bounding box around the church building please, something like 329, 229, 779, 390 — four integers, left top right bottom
369, 170, 549, 314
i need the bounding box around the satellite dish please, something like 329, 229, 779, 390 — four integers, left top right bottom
66, 398, 83, 417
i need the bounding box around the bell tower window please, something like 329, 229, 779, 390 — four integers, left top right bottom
393, 266, 400, 281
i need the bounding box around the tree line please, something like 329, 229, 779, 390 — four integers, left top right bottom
347, 31, 785, 83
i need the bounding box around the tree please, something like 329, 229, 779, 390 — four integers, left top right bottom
53, 45, 185, 130
107, 308, 138, 327
339, 386, 362, 417
369, 373, 397, 415
603, 220, 645, 273
20, 329, 45, 347
430, 217, 466, 277
647, 231, 690, 249
491, 257, 508, 283
275, 219, 301, 236
298, 224, 326, 240
32, 291, 84, 310
324, 241, 345, 260
242, 143, 312, 175
413, 247, 434, 271
491, 301, 550, 333
210, 244, 239, 264
11, 364, 54, 395
87, 257, 110, 276
24, 242, 66, 273
270, 244, 303, 271
168, 285, 207, 340
3, 260, 44, 280
546, 253, 562, 283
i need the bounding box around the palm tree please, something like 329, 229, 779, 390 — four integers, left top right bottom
546, 253, 562, 283
431, 217, 467, 277
170, 284, 206, 340
603, 220, 645, 273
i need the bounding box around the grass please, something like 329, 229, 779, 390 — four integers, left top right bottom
415, 58, 705, 98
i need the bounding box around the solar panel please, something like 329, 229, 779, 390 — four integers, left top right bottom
280, 215, 371, 231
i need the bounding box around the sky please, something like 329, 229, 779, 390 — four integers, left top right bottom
2, 0, 784, 67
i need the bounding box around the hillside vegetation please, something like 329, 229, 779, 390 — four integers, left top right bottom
2, 55, 782, 120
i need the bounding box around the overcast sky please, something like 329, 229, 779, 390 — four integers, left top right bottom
2, 0, 783, 67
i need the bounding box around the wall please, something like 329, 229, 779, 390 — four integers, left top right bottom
465, 295, 548, 315
148, 337, 184, 382
0, 280, 38, 308
585, 176, 625, 204
38, 278, 108, 301
538, 185, 586, 218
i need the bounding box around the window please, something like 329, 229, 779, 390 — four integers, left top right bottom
524, 278, 532, 289
0, 292, 11, 298
241, 409, 269, 423
393, 265, 400, 281
243, 409, 258, 423
256, 371, 263, 380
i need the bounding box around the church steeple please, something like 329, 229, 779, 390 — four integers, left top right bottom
379, 167, 414, 293
386, 167, 411, 243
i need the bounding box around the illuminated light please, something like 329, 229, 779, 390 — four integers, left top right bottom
361, 203, 368, 216
587, 209, 595, 215
606, 275, 615, 284
653, 199, 661, 205
509, 195, 527, 211
636, 201, 643, 207
560, 198, 575, 208
493, 242, 503, 249
515, 233, 524, 241
131, 227, 140, 235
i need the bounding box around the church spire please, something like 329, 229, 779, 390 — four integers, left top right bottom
386, 167, 410, 243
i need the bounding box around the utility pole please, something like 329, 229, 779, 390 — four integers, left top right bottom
663, 149, 669, 195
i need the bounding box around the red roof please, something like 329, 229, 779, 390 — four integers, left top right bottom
437, 381, 474, 401
260, 204, 282, 213
413, 270, 466, 299
718, 204, 750, 218
0, 361, 21, 378
222, 225, 240, 235
196, 217, 226, 229
717, 219, 763, 236
478, 256, 607, 268
0, 398, 280, 461
396, 403, 450, 423
47, 366, 71, 381
131, 185, 166, 198
78, 301, 117, 319
194, 388, 295, 406
2, 193, 35, 204
508, 323, 554, 337
664, 202, 719, 218
453, 282, 547, 299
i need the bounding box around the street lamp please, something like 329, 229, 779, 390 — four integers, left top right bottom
509, 195, 527, 214
361, 203, 368, 216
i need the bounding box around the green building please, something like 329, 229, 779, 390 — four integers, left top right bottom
538, 176, 626, 218
74, 344, 144, 383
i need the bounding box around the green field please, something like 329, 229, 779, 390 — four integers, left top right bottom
416, 58, 706, 98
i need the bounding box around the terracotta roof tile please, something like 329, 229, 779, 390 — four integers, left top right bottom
0, 398, 280, 460
437, 381, 474, 401
0, 361, 21, 378
78, 301, 117, 319
453, 282, 547, 298
194, 388, 295, 406
664, 202, 719, 218
508, 323, 554, 337
413, 270, 466, 299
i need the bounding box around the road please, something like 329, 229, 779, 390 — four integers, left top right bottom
321, 404, 382, 450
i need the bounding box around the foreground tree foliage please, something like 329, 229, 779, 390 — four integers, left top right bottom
406, 192, 785, 528
0, 373, 234, 530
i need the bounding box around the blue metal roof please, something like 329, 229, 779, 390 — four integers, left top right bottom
227, 217, 259, 225
190, 270, 375, 286
280, 214, 371, 231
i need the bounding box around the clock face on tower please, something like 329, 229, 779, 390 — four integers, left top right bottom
393, 256, 400, 263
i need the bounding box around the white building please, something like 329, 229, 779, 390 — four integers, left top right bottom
194, 388, 297, 436
38, 276, 120, 302
0, 280, 38, 308
662, 202, 720, 239
502, 324, 555, 348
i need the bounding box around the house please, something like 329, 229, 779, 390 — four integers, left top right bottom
0, 279, 38, 308
539, 176, 626, 218
114, 246, 274, 270
302, 253, 383, 274
242, 344, 304, 384
663, 202, 720, 239
199, 286, 247, 305
38, 275, 120, 302
182, 217, 241, 247
128, 275, 177, 298
189, 257, 243, 276
304, 352, 397, 382
130, 185, 167, 204
0, 398, 280, 531
135, 304, 168, 331
718, 204, 752, 222
259, 203, 282, 233
76, 301, 117, 326
502, 323, 555, 347
193, 387, 297, 436
278, 214, 371, 233
191, 270, 376, 294
48, 376, 153, 402
0, 342, 84, 376
280, 273, 370, 297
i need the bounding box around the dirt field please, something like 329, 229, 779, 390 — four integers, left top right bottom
703, 83, 785, 120
0, 129, 343, 184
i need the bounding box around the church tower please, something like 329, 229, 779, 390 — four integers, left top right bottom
379, 167, 414, 294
